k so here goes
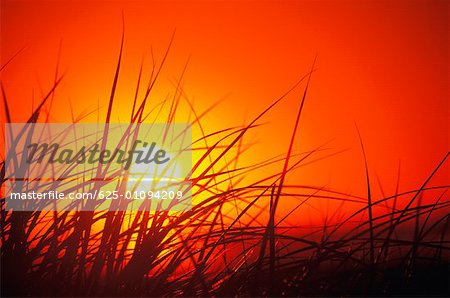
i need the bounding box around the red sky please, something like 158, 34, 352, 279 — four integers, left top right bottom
1, 0, 448, 220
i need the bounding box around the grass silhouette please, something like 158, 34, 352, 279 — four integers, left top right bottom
1, 34, 449, 297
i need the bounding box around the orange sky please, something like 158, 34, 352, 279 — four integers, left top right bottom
1, 0, 449, 217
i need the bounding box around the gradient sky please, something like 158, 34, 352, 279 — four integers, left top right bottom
1, 0, 448, 220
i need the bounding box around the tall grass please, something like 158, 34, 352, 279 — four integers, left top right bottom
1, 37, 449, 297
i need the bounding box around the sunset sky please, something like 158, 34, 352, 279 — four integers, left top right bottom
1, 2, 449, 297
2, 0, 448, 211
